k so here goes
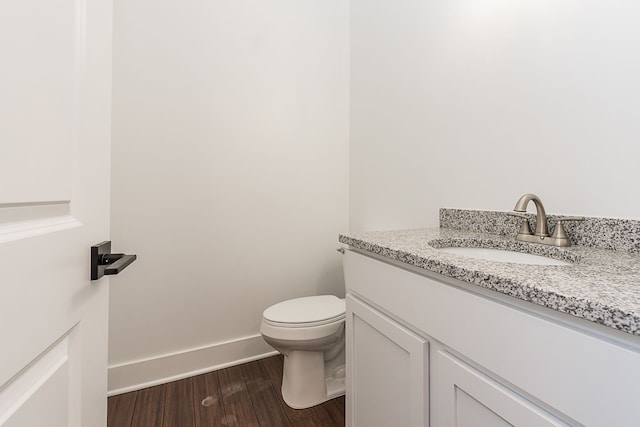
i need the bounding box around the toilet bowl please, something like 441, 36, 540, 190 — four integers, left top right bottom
260, 295, 346, 409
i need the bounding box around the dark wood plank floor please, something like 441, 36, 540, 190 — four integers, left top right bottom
108, 355, 345, 427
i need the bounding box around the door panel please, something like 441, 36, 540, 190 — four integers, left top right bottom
0, 0, 76, 203
456, 388, 513, 427
435, 350, 572, 427
0, 0, 112, 426
0, 331, 75, 427
346, 295, 429, 427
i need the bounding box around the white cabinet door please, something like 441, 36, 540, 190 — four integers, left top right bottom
434, 350, 572, 427
346, 294, 429, 427
0, 1, 112, 427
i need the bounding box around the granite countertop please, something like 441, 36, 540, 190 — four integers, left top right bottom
339, 224, 640, 337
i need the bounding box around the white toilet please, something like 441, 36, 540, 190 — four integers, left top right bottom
260, 295, 346, 409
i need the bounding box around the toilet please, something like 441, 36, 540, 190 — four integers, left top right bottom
260, 295, 346, 409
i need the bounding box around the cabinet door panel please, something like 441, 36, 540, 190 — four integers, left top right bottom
346, 294, 428, 427
435, 350, 574, 427
456, 387, 512, 427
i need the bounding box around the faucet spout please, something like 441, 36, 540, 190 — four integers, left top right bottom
513, 193, 548, 237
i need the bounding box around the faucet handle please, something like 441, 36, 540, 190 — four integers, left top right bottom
551, 217, 585, 241
556, 216, 585, 223
507, 212, 529, 219
507, 212, 533, 235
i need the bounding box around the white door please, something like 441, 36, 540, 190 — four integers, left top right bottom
0, 1, 113, 426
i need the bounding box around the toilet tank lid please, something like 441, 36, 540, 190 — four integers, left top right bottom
263, 295, 345, 324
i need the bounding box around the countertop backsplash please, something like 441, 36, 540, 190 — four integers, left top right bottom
440, 208, 640, 253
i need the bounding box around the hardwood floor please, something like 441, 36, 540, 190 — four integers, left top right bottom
107, 355, 345, 427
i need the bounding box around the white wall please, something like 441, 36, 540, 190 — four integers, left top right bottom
350, 0, 640, 231
109, 0, 349, 393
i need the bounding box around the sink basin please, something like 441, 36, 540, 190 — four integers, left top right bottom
437, 247, 571, 266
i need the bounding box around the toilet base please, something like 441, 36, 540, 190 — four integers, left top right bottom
281, 349, 346, 409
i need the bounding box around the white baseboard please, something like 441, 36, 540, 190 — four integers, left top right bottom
107, 334, 278, 396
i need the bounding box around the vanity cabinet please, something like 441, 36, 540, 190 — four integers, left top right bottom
343, 250, 640, 427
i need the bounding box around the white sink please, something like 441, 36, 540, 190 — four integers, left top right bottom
437, 247, 571, 266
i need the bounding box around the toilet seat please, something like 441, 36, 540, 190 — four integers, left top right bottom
263, 295, 345, 328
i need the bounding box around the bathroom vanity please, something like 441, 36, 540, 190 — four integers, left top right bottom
340, 210, 640, 427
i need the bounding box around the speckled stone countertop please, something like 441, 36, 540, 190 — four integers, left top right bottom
339, 210, 640, 336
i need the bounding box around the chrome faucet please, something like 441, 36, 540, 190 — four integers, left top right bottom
508, 193, 583, 247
